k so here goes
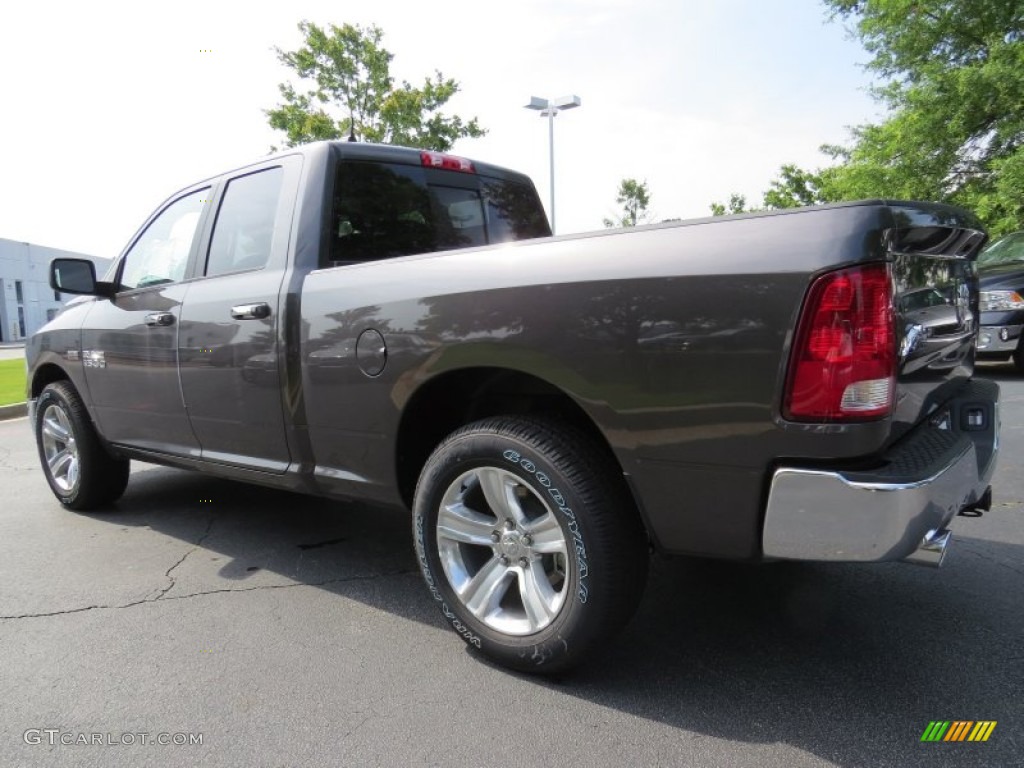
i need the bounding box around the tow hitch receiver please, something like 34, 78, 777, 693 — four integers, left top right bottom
958, 486, 992, 518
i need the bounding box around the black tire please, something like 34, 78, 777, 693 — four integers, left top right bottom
413, 416, 648, 673
34, 381, 130, 510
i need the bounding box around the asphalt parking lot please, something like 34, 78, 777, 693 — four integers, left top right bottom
1, 367, 1021, 768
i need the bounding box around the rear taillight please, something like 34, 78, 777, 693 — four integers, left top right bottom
784, 262, 896, 422
420, 151, 475, 173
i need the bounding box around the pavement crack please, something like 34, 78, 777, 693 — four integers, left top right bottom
0, 568, 418, 621
0, 604, 109, 620
149, 568, 419, 604
342, 711, 376, 742
152, 514, 216, 601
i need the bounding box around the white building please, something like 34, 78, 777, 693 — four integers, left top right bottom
0, 238, 111, 343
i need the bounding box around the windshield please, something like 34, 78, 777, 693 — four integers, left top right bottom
978, 232, 1024, 266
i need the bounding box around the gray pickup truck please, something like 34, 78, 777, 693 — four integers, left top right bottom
29, 141, 999, 672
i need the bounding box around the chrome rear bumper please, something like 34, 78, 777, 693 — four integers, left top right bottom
762, 379, 999, 565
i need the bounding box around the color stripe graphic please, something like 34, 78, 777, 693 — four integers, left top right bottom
921, 721, 996, 742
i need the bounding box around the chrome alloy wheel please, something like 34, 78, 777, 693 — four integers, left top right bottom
437, 466, 571, 635
41, 404, 80, 493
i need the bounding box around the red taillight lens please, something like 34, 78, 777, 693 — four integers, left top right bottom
784, 263, 895, 422
420, 151, 475, 173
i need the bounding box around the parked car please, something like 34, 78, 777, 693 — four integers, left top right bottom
977, 231, 1024, 370
28, 142, 999, 673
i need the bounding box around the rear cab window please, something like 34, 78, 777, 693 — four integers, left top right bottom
326, 158, 550, 266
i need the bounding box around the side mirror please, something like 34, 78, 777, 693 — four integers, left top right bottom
50, 258, 113, 298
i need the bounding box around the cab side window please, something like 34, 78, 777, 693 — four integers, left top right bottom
205, 167, 284, 277
119, 189, 208, 290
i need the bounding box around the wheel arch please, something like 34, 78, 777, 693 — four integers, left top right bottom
31, 362, 72, 399
394, 366, 648, 539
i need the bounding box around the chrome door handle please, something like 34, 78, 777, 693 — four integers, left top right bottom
231, 303, 271, 320
145, 312, 175, 327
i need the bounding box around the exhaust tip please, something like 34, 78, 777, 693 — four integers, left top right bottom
904, 528, 951, 568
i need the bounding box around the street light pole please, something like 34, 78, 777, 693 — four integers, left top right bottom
525, 95, 581, 234
547, 107, 555, 232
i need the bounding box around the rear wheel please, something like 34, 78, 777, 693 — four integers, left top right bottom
35, 381, 129, 510
413, 416, 648, 673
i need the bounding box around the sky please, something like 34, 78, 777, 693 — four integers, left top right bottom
0, 0, 883, 258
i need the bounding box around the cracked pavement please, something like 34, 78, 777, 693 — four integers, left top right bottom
1, 367, 1022, 768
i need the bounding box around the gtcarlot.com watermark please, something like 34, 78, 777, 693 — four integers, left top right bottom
24, 729, 203, 747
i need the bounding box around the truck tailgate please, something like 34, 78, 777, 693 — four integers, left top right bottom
887, 203, 988, 442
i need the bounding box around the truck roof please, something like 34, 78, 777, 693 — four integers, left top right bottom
172, 141, 536, 204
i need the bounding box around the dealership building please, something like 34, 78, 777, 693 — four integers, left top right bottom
0, 238, 111, 343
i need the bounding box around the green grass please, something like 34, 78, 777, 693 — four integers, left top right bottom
0, 358, 27, 406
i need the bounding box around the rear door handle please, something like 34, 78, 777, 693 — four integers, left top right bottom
231, 302, 271, 320
145, 312, 175, 327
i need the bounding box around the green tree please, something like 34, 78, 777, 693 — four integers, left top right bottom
762, 164, 826, 209
603, 178, 652, 227
819, 1, 1024, 234
266, 21, 486, 150
709, 193, 751, 217
711, 163, 832, 215
708, 2, 1023, 233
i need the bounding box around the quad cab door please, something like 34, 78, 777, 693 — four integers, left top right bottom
80, 186, 210, 455
176, 157, 301, 473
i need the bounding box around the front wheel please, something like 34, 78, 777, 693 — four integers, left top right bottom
35, 381, 130, 510
413, 416, 648, 673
